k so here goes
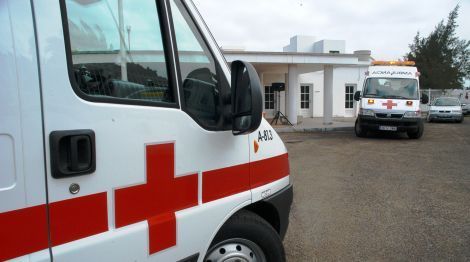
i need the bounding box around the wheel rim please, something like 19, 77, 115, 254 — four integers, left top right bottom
205, 238, 266, 262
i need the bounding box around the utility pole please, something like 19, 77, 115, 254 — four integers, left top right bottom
118, 0, 127, 81
127, 25, 131, 52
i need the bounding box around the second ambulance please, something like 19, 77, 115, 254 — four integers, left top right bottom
354, 61, 429, 139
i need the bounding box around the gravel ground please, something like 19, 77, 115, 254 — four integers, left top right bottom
281, 118, 470, 261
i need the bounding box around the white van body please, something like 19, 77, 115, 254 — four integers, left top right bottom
355, 64, 425, 138
0, 0, 292, 261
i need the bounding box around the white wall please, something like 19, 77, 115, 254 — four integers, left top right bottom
283, 35, 316, 52
279, 66, 367, 118
313, 40, 346, 53
282, 36, 346, 54
330, 66, 367, 117
259, 66, 368, 118
299, 72, 323, 117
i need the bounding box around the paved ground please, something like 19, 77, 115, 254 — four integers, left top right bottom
271, 117, 355, 133
281, 118, 470, 261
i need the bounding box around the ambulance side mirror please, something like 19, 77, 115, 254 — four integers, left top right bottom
420, 93, 429, 104
231, 60, 263, 136
354, 91, 361, 101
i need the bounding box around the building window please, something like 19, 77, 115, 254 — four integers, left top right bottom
63, 0, 176, 105
345, 85, 355, 109
264, 86, 274, 109
300, 85, 310, 109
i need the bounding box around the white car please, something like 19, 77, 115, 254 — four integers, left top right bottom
461, 103, 470, 115
427, 97, 464, 123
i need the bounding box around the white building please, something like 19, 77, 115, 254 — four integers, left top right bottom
223, 35, 373, 125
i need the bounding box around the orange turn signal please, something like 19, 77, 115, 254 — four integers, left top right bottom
368, 99, 375, 104
406, 101, 413, 106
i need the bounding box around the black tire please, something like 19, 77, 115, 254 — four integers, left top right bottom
354, 119, 367, 137
407, 121, 424, 139
205, 210, 285, 262
457, 117, 464, 123
426, 115, 432, 123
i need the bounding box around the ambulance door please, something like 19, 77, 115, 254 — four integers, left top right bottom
0, 0, 50, 261
33, 0, 250, 261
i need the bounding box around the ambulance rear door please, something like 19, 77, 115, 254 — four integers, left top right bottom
0, 0, 50, 260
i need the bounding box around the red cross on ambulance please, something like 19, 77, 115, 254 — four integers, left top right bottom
114, 143, 198, 254
382, 100, 398, 109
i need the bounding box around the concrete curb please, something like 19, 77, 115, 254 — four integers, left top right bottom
274, 126, 354, 133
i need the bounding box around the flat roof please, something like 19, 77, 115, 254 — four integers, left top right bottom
222, 50, 372, 66
223, 50, 362, 58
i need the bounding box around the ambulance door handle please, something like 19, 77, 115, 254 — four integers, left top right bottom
50, 130, 96, 179
70, 135, 92, 171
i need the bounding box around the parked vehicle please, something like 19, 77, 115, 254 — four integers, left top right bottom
427, 97, 464, 123
461, 103, 469, 115
0, 0, 292, 261
354, 61, 429, 139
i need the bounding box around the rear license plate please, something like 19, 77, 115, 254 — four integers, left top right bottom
379, 125, 397, 131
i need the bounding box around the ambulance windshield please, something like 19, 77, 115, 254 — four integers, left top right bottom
363, 78, 418, 100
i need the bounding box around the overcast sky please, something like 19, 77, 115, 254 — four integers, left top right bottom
192, 0, 470, 60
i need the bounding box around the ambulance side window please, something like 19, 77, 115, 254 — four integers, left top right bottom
62, 0, 177, 107
170, 0, 231, 130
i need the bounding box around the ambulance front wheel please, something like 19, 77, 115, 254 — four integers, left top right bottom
355, 119, 368, 138
205, 210, 285, 262
407, 121, 424, 139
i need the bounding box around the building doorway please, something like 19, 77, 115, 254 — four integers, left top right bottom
345, 84, 356, 117
264, 85, 275, 117
300, 84, 313, 117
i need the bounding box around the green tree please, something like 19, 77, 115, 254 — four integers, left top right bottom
406, 5, 470, 90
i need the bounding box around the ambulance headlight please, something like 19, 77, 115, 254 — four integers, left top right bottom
404, 111, 421, 118
359, 109, 375, 116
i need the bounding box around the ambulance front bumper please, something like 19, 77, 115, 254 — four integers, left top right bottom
358, 115, 422, 132
263, 183, 293, 240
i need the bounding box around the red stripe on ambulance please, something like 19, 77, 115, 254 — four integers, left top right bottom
0, 205, 48, 261
202, 162, 250, 203
203, 153, 289, 203
0, 144, 289, 259
251, 153, 290, 188
0, 192, 108, 261
49, 192, 108, 246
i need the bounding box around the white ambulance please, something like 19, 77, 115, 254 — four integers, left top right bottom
354, 61, 429, 139
0, 0, 292, 261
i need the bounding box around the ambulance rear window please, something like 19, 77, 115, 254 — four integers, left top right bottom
62, 0, 176, 106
